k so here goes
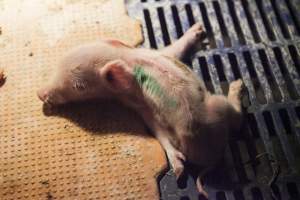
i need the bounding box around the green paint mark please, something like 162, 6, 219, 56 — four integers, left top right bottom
133, 65, 177, 108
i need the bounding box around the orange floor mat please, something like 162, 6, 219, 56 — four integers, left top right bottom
0, 0, 167, 199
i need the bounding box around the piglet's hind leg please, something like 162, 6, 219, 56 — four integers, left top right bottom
196, 168, 211, 199
160, 22, 206, 60
155, 129, 186, 179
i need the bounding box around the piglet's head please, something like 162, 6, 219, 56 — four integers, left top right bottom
37, 59, 136, 105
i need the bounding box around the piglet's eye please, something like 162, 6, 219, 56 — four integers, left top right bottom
106, 71, 114, 82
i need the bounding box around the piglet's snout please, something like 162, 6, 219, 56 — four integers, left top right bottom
37, 89, 49, 103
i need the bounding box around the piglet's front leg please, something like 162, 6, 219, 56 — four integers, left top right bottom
160, 22, 206, 60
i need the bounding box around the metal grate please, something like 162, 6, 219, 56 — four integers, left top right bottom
126, 0, 300, 199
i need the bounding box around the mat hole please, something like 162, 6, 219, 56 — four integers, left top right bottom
254, 0, 276, 41
227, 53, 241, 79
225, 0, 246, 45
216, 191, 226, 200
199, 2, 217, 49
240, 0, 261, 43
251, 187, 263, 200
273, 47, 299, 100
143, 9, 157, 49
287, 182, 299, 198
262, 111, 276, 137
157, 7, 171, 46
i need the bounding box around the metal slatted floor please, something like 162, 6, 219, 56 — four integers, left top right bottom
126, 0, 300, 199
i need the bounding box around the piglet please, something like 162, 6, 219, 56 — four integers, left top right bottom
37, 23, 244, 197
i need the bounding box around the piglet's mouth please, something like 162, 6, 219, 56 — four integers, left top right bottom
37, 90, 54, 105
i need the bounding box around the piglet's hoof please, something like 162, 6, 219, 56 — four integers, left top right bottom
169, 151, 186, 180
185, 22, 207, 43
196, 176, 209, 199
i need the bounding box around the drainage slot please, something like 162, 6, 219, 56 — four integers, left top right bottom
177, 176, 187, 189
251, 187, 264, 200
180, 197, 189, 200
254, 0, 276, 41
199, 2, 217, 49
213, 54, 228, 94
212, 1, 231, 47
287, 182, 299, 199
233, 189, 245, 200
198, 56, 215, 93
247, 113, 260, 139
258, 49, 282, 102
296, 106, 300, 119
225, 0, 246, 45
284, 0, 300, 35
216, 191, 226, 200
227, 53, 241, 79
261, 111, 289, 172
157, 7, 171, 46
278, 109, 293, 135
273, 47, 299, 100
229, 140, 248, 182
185, 4, 195, 26
271, 184, 282, 200
243, 52, 258, 79
213, 55, 227, 82
279, 109, 300, 172
143, 9, 157, 49
171, 5, 184, 38
288, 45, 300, 77
243, 51, 267, 104
240, 0, 261, 43
270, 0, 291, 39
262, 111, 276, 137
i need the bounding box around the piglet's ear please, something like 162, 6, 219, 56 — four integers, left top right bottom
100, 59, 133, 91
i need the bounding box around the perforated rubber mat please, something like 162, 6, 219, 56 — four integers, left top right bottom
0, 0, 167, 199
